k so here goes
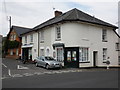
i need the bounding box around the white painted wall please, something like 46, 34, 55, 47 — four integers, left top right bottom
22, 32, 38, 60
38, 27, 53, 57
60, 22, 118, 67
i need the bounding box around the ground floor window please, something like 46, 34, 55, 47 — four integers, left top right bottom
40, 49, 45, 56
118, 56, 120, 65
46, 48, 50, 56
79, 47, 89, 62
10, 49, 13, 55
16, 49, 19, 55
56, 47, 63, 62
29, 48, 32, 59
103, 48, 107, 61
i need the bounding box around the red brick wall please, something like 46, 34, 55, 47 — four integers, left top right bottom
6, 29, 21, 59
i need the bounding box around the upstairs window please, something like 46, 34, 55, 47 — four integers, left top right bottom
103, 48, 107, 61
10, 35, 13, 41
13, 34, 16, 40
55, 26, 61, 40
30, 34, 33, 42
25, 36, 27, 43
40, 31, 44, 43
102, 29, 107, 42
10, 34, 16, 41
116, 43, 119, 51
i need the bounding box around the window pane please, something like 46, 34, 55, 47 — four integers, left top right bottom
67, 51, 71, 62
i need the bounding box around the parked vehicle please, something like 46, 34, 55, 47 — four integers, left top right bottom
34, 56, 62, 69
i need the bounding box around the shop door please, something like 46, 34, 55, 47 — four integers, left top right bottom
64, 47, 79, 68
22, 48, 29, 60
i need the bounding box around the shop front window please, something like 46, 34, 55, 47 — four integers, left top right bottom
79, 47, 89, 62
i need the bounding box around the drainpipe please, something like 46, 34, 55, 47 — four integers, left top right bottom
38, 31, 40, 57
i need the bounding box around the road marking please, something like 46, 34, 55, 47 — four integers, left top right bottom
8, 69, 11, 76
2, 63, 7, 68
17, 65, 29, 69
1, 77, 8, 79
23, 73, 34, 76
12, 74, 23, 77
34, 72, 44, 75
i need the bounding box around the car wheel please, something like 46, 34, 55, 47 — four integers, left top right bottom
36, 63, 38, 67
46, 64, 49, 69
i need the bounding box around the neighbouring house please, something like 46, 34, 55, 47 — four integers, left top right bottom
0, 35, 2, 57
6, 25, 31, 59
2, 36, 7, 58
21, 8, 119, 68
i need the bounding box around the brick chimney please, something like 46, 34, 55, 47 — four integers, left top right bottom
54, 11, 62, 17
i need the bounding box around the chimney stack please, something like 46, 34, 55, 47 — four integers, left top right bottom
54, 11, 62, 17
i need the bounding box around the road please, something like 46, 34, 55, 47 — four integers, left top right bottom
2, 58, 119, 88
2, 70, 118, 88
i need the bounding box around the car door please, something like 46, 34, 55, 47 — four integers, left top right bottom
36, 57, 41, 66
40, 56, 46, 67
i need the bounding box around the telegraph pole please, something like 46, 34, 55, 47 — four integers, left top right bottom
8, 16, 11, 30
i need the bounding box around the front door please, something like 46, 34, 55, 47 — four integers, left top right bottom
64, 47, 79, 68
93, 51, 98, 67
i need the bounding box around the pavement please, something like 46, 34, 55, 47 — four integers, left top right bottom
2, 58, 119, 80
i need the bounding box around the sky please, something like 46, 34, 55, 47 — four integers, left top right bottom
0, 0, 119, 36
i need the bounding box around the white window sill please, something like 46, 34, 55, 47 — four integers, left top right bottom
55, 38, 61, 41
40, 41, 44, 43
79, 61, 90, 63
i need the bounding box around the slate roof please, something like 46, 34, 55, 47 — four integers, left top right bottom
33, 8, 118, 31
10, 25, 31, 37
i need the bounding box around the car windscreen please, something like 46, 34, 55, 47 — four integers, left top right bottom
45, 57, 55, 61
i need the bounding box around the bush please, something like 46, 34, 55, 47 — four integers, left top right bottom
8, 40, 21, 49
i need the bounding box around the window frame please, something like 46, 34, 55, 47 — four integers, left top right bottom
25, 36, 27, 43
40, 31, 44, 43
56, 47, 64, 62
103, 48, 107, 61
116, 43, 119, 51
10, 49, 13, 55
46, 48, 50, 56
10, 35, 13, 41
13, 34, 16, 40
102, 29, 107, 42
30, 34, 33, 43
40, 49, 45, 56
55, 26, 61, 41
79, 47, 89, 62
16, 49, 19, 55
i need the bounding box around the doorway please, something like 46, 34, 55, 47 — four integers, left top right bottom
22, 48, 29, 60
93, 51, 98, 67
64, 47, 79, 68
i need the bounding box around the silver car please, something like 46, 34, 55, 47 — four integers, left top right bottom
35, 56, 62, 69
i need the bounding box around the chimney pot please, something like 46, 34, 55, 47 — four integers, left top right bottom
55, 11, 62, 17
